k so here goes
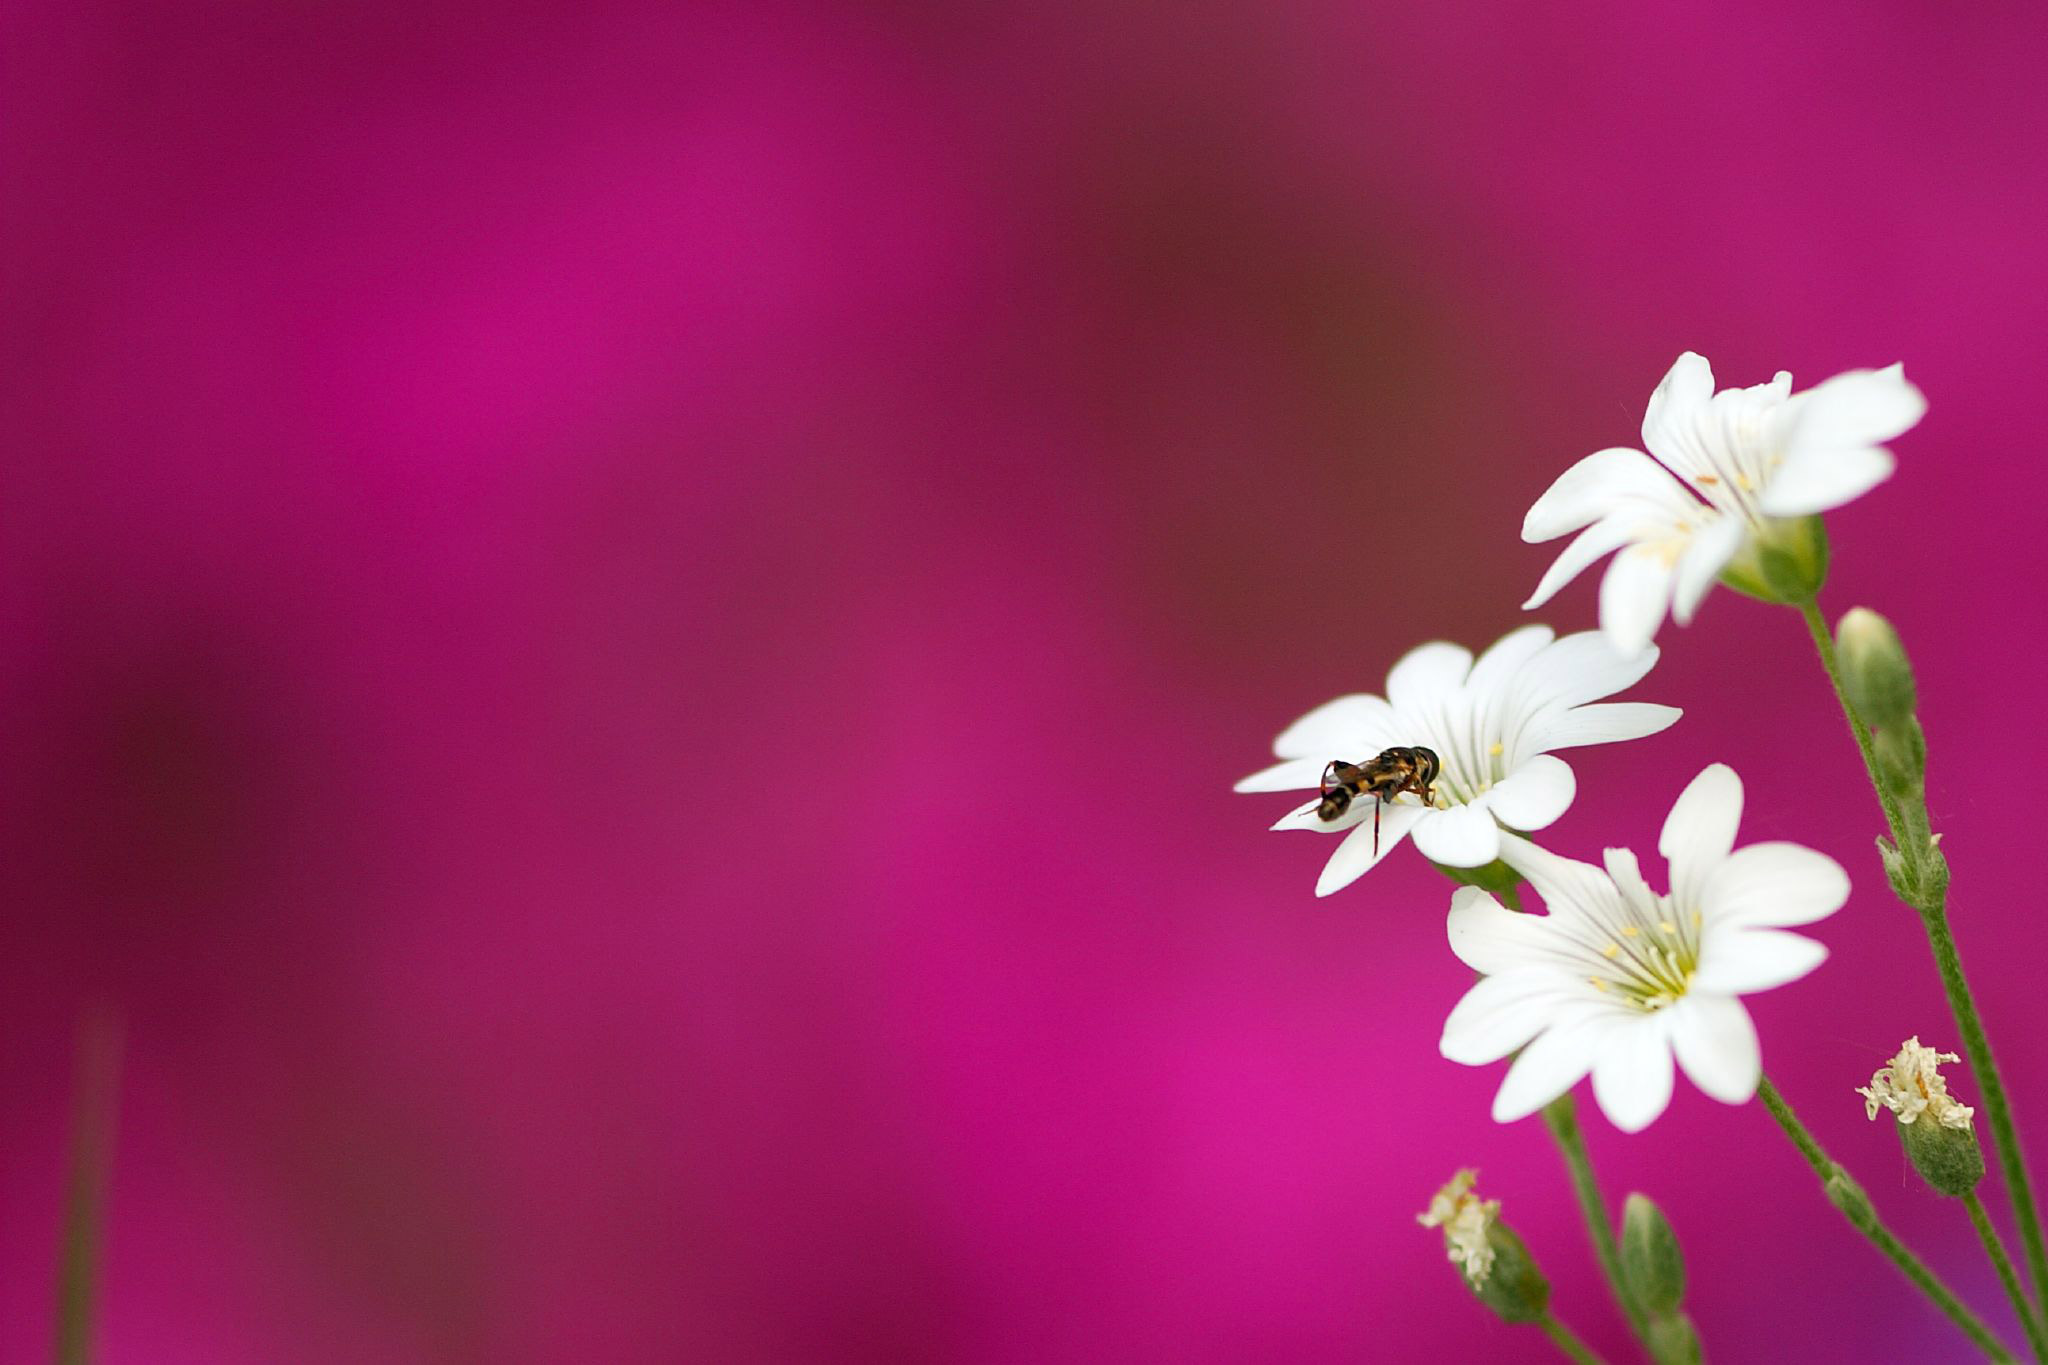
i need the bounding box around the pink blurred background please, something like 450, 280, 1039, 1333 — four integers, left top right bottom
4, 0, 2046, 1359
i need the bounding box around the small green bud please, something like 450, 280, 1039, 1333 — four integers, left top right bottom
1619, 1193, 1686, 1316
1647, 1311, 1704, 1365
1718, 514, 1829, 604
1836, 607, 1918, 729
1470, 1223, 1551, 1324
1859, 1037, 1983, 1196
1823, 1164, 1874, 1227
1872, 717, 1927, 796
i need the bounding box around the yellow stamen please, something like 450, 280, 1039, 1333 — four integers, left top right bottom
1488, 742, 1503, 756
1659, 920, 1677, 935
1620, 925, 1639, 938
1600, 942, 1620, 959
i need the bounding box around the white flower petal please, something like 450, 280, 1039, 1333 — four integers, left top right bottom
1515, 632, 1661, 714
1523, 518, 1640, 611
1466, 624, 1556, 695
1668, 994, 1761, 1104
1492, 1016, 1612, 1123
1758, 445, 1896, 517
1314, 802, 1430, 896
1385, 642, 1474, 714
1495, 834, 1616, 930
1273, 694, 1400, 759
1703, 842, 1850, 929
1486, 755, 1575, 831
1693, 927, 1828, 994
1792, 363, 1927, 451
1640, 352, 1716, 472
1234, 756, 1327, 794
1591, 1015, 1676, 1133
1410, 799, 1502, 867
1446, 885, 1551, 974
1670, 514, 1745, 625
1597, 544, 1679, 656
1441, 969, 1561, 1065
1523, 447, 1694, 542
1659, 764, 1742, 909
1521, 703, 1681, 755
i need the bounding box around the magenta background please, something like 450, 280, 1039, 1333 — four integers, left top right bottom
4, 1, 2046, 1360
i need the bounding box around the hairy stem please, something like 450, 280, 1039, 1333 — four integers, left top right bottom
1541, 1093, 1647, 1342
1759, 1076, 2013, 1361
1537, 1311, 1608, 1365
1799, 599, 2048, 1315
1967, 1192, 2048, 1363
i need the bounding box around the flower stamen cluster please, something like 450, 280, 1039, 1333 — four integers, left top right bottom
1417, 1169, 1500, 1286
1859, 1037, 1976, 1131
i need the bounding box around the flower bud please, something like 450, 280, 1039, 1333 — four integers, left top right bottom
1718, 514, 1829, 604
1859, 1037, 1983, 1197
1823, 1164, 1875, 1227
1619, 1193, 1686, 1317
1647, 1311, 1703, 1365
1872, 717, 1927, 795
1417, 1170, 1550, 1323
1836, 607, 1917, 729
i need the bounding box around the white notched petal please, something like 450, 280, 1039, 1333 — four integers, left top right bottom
1410, 799, 1502, 867
1272, 694, 1399, 759
1466, 624, 1556, 695
1446, 885, 1553, 975
1523, 447, 1695, 542
1693, 927, 1828, 994
1703, 842, 1850, 929
1522, 703, 1682, 755
1597, 544, 1679, 657
1314, 803, 1430, 896
1492, 1016, 1612, 1124
1639, 352, 1716, 469
1792, 363, 1927, 451
1659, 763, 1742, 909
1234, 756, 1327, 793
1486, 754, 1576, 831
1758, 444, 1895, 517
1670, 514, 1746, 625
1385, 642, 1474, 714
1591, 1016, 1676, 1133
1668, 994, 1761, 1104
1516, 631, 1661, 714
1523, 518, 1640, 611
1440, 969, 1560, 1065
1496, 834, 1617, 934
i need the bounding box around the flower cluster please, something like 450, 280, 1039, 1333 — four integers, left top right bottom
1238, 350, 1918, 1135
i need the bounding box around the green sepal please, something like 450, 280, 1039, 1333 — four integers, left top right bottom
1897, 1112, 1985, 1198
1619, 1193, 1686, 1316
1718, 514, 1829, 604
1468, 1224, 1550, 1325
1433, 859, 1521, 899
1873, 718, 1927, 796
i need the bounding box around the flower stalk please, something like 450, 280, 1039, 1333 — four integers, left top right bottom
1801, 600, 2048, 1318
1966, 1192, 2048, 1364
1758, 1076, 2015, 1361
1541, 1095, 1647, 1342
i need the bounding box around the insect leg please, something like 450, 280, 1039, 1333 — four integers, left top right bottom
1372, 794, 1382, 857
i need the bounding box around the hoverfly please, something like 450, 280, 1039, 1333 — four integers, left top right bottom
1316, 746, 1442, 856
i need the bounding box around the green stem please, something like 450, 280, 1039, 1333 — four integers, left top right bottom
56, 1009, 122, 1365
1540, 1093, 1647, 1342
1758, 1076, 2014, 1361
1537, 1311, 1607, 1365
1967, 1192, 2048, 1363
1798, 599, 2048, 1316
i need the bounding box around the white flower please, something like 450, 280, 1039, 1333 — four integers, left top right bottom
1522, 351, 1926, 654
1859, 1037, 1975, 1131
1440, 764, 1848, 1133
1236, 626, 1679, 896
1417, 1169, 1499, 1286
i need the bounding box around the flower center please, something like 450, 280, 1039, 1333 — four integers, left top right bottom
1580, 894, 1704, 1012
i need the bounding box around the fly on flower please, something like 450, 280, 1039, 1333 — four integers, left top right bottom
1317, 747, 1441, 855
1237, 626, 1680, 896
1521, 352, 1926, 656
